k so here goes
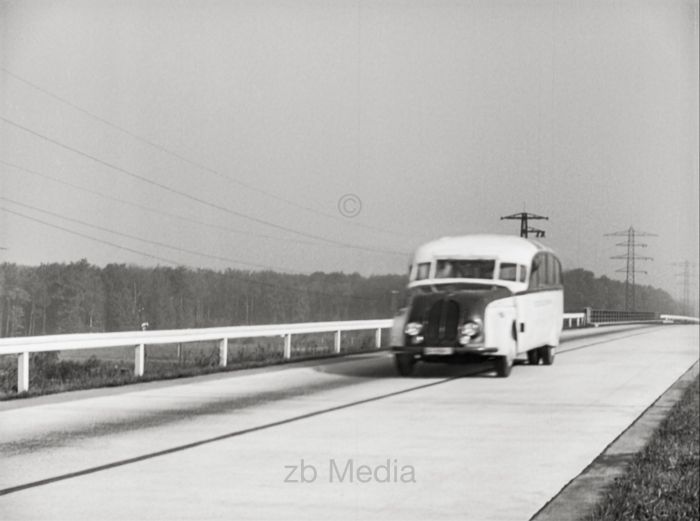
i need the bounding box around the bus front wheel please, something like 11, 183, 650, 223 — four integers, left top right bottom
394, 354, 416, 376
495, 355, 513, 377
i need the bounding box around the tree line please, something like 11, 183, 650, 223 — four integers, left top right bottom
0, 261, 683, 337
561, 268, 681, 315
0, 260, 407, 337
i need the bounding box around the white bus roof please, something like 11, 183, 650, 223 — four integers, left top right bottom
412, 234, 554, 265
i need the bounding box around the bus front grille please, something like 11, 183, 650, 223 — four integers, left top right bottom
424, 299, 460, 344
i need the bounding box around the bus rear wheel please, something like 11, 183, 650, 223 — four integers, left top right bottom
527, 349, 540, 365
394, 354, 416, 376
540, 345, 555, 365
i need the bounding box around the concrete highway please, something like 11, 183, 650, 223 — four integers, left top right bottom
0, 324, 697, 520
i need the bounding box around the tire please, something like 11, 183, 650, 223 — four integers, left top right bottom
540, 345, 555, 365
527, 349, 540, 365
394, 353, 416, 376
495, 355, 513, 377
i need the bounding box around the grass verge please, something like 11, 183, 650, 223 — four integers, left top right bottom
586, 375, 699, 521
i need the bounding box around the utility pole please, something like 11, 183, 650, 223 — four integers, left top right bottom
500, 212, 548, 238
605, 226, 656, 311
672, 261, 698, 316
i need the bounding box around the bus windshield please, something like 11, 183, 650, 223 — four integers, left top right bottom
410, 282, 502, 295
435, 259, 495, 279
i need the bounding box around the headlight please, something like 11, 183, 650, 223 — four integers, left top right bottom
459, 320, 482, 345
460, 321, 481, 337
404, 322, 423, 336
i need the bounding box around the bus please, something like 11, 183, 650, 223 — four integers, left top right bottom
391, 234, 563, 377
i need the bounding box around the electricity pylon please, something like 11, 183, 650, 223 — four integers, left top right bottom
500, 212, 548, 238
605, 226, 656, 311
672, 261, 698, 316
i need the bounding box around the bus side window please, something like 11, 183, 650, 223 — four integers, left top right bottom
553, 257, 562, 285
546, 254, 561, 286
518, 264, 527, 283
530, 254, 562, 288
545, 254, 554, 286
529, 256, 542, 289
499, 262, 517, 281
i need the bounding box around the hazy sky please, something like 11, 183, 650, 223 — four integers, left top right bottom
1, 0, 698, 299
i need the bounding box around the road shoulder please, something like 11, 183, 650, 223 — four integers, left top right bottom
531, 359, 699, 521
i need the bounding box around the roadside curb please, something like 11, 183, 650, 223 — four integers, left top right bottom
531, 359, 700, 521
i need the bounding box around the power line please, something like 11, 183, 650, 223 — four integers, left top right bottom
0, 158, 405, 256
605, 226, 656, 311
0, 114, 407, 256
0, 66, 409, 238
1, 206, 183, 266
0, 205, 383, 302
0, 196, 299, 273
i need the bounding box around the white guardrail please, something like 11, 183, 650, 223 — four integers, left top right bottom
1, 319, 393, 393
1, 312, 695, 393
659, 314, 700, 324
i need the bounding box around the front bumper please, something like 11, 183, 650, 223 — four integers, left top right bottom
392, 345, 499, 356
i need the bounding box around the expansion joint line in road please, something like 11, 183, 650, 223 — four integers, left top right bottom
0, 376, 460, 497
0, 326, 665, 497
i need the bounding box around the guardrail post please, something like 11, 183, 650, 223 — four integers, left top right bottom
334, 330, 341, 354
219, 338, 228, 367
375, 328, 382, 348
283, 334, 292, 359
134, 344, 145, 377
17, 352, 29, 393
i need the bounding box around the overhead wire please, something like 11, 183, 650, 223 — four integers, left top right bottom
0, 158, 407, 255
0, 196, 300, 273
0, 205, 385, 302
0, 66, 410, 238
0, 114, 408, 256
